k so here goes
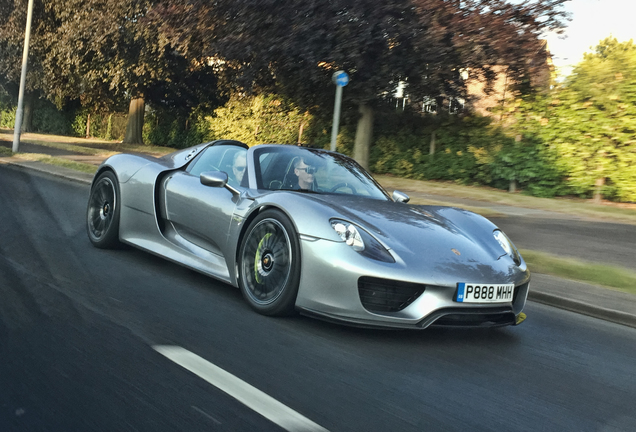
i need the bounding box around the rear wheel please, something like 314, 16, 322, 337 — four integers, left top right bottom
238, 209, 300, 316
86, 171, 121, 249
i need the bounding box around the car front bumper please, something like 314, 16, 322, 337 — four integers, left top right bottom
295, 237, 530, 329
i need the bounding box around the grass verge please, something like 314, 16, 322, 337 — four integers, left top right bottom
0, 146, 12, 156
24, 139, 116, 156
24, 138, 173, 157
14, 153, 98, 174
520, 249, 636, 295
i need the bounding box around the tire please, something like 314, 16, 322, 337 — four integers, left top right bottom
238, 209, 301, 316
86, 170, 122, 249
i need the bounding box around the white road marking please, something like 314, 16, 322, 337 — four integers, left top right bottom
153, 345, 329, 432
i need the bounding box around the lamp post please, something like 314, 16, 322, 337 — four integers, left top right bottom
12, 0, 35, 153
330, 70, 349, 152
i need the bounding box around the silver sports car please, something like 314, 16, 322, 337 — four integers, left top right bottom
87, 140, 530, 328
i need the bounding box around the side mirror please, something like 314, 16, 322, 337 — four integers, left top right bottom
200, 171, 240, 196
200, 171, 228, 187
392, 190, 410, 203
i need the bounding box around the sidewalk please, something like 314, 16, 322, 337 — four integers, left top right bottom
1, 140, 636, 329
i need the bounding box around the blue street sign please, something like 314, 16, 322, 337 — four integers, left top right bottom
332, 71, 349, 87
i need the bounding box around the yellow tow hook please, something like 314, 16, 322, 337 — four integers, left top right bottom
515, 312, 527, 325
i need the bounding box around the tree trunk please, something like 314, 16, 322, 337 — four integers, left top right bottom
21, 92, 35, 133
123, 96, 145, 144
105, 114, 113, 140
353, 104, 374, 170
86, 113, 91, 138
298, 121, 305, 144
509, 134, 522, 193
429, 131, 436, 155
593, 176, 605, 204
298, 112, 309, 144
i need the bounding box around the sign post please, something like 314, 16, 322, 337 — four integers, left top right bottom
330, 71, 349, 152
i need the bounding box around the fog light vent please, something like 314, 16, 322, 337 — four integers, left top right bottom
358, 277, 425, 313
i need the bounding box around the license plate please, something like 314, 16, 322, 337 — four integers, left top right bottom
456, 283, 514, 303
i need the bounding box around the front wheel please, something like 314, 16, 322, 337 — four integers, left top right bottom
86, 170, 122, 249
238, 209, 301, 316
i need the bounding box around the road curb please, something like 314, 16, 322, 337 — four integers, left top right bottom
529, 290, 636, 329
0, 158, 93, 185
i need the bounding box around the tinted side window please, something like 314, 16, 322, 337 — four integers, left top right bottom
188, 145, 246, 179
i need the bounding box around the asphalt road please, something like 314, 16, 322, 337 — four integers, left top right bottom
2, 165, 636, 432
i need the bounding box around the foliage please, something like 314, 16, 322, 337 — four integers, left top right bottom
71, 111, 128, 141
155, 0, 567, 109
202, 94, 310, 147
368, 110, 495, 183
152, 0, 568, 166
547, 37, 636, 202
1, 95, 71, 135
33, 0, 219, 112
502, 37, 636, 202
0, 106, 15, 129
0, 0, 50, 95
141, 108, 211, 148
490, 134, 567, 197
31, 99, 72, 135
0, 0, 223, 144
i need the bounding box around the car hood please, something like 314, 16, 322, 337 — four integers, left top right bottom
303, 194, 523, 283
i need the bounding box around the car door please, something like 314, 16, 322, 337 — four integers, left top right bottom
162, 145, 245, 257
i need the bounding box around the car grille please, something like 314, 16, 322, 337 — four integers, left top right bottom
358, 277, 425, 313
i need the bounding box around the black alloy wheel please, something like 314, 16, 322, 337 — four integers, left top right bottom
238, 209, 301, 316
86, 170, 121, 249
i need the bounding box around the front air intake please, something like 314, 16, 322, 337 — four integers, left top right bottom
358, 277, 425, 313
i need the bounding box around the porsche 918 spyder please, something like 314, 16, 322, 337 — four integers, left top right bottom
86, 140, 529, 328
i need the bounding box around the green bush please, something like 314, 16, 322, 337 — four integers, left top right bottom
143, 108, 211, 148
72, 110, 127, 140
369, 110, 500, 185
490, 134, 570, 197
1, 99, 73, 135
201, 94, 309, 146
0, 107, 16, 128
31, 99, 72, 135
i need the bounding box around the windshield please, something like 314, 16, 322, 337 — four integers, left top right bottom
253, 146, 390, 200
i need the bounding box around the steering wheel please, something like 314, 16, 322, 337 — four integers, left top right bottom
329, 182, 356, 194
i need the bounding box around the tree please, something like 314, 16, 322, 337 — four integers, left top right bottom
0, 0, 58, 132
153, 0, 568, 167
36, 0, 222, 144
541, 37, 636, 202
0, 0, 222, 143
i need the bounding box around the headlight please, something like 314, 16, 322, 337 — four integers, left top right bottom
493, 229, 521, 266
331, 219, 395, 263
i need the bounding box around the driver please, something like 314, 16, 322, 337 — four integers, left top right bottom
229, 152, 247, 186
293, 157, 318, 190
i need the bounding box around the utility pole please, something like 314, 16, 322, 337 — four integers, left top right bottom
12, 0, 35, 153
